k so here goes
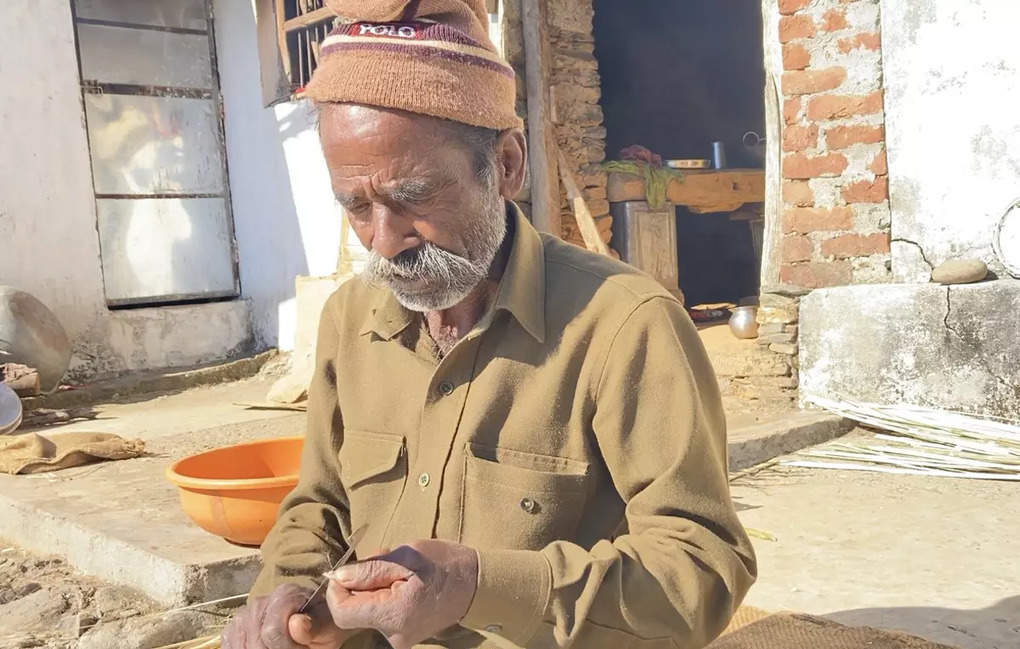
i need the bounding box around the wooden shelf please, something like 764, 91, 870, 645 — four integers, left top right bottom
607, 168, 765, 214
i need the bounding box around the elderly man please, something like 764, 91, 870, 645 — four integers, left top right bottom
224, 1, 755, 648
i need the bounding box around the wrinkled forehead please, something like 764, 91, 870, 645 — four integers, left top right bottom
317, 103, 475, 197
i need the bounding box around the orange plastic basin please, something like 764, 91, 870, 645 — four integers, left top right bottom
165, 436, 303, 546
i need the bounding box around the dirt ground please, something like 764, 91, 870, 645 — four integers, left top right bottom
3, 428, 1015, 648
731, 438, 1020, 649
0, 541, 232, 649
697, 322, 799, 429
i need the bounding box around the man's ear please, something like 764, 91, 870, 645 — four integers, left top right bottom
496, 129, 528, 199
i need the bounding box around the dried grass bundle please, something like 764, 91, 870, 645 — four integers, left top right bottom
784, 396, 1020, 481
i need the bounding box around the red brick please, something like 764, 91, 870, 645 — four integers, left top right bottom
806, 91, 884, 120
783, 207, 854, 233
780, 261, 853, 288
783, 152, 848, 179
842, 176, 889, 203
783, 43, 811, 70
783, 180, 814, 207
784, 97, 802, 125
825, 124, 885, 149
783, 124, 819, 151
821, 232, 891, 258
870, 148, 888, 175
838, 32, 881, 53
821, 9, 848, 32
782, 235, 814, 263
778, 0, 811, 15
783, 67, 847, 95
779, 15, 816, 43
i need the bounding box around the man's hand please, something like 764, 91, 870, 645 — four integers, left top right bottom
325, 540, 479, 649
221, 583, 352, 649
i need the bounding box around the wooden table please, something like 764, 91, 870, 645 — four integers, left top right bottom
607, 168, 765, 214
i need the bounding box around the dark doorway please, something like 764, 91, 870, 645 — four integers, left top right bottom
594, 1, 766, 306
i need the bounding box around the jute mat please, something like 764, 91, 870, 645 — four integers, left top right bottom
0, 432, 145, 474
710, 607, 959, 649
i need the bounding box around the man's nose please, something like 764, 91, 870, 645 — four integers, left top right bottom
370, 204, 420, 259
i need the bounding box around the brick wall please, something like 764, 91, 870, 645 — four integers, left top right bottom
776, 0, 892, 290
757, 0, 893, 387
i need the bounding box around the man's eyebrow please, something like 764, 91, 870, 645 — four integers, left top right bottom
333, 191, 364, 209
382, 177, 448, 203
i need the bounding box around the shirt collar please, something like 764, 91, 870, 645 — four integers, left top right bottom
359, 201, 546, 343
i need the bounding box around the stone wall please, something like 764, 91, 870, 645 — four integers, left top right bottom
502, 0, 611, 247
549, 0, 611, 248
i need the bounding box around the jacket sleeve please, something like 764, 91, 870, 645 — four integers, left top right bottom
250, 295, 352, 598
461, 296, 757, 648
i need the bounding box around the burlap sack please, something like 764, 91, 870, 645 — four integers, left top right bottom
0, 432, 144, 474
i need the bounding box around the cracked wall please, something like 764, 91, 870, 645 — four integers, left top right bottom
799, 282, 1020, 419
882, 1, 1020, 282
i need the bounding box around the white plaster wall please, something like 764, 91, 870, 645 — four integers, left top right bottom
213, 0, 369, 351
1, 0, 252, 379
0, 0, 107, 346
882, 1, 1020, 282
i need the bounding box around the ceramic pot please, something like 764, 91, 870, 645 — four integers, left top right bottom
729, 305, 759, 339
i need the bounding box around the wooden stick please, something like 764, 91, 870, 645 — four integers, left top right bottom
522, 0, 561, 237
557, 148, 610, 256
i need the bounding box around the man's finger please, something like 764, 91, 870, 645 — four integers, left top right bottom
288, 600, 336, 645
328, 558, 413, 590
327, 594, 389, 632
260, 586, 309, 649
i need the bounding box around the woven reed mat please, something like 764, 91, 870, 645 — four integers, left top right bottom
709, 607, 960, 649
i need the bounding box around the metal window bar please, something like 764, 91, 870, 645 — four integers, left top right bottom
277, 0, 336, 93
69, 0, 241, 307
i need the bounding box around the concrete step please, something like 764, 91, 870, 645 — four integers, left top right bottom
0, 409, 849, 606
0, 414, 304, 606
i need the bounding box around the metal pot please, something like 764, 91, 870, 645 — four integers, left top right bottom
728, 305, 759, 340
0, 383, 22, 436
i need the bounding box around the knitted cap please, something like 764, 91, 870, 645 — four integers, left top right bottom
306, 0, 523, 130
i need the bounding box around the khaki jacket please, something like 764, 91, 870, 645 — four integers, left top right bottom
253, 204, 756, 648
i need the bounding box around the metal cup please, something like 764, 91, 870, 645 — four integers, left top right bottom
711, 141, 727, 169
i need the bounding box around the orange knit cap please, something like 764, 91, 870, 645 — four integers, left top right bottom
305, 0, 524, 131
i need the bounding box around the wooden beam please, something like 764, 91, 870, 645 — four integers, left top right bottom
283, 6, 335, 32
558, 149, 610, 256
521, 0, 561, 237
606, 169, 766, 213
274, 0, 291, 80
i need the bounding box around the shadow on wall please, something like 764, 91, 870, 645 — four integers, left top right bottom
214, 0, 312, 348
827, 595, 1020, 649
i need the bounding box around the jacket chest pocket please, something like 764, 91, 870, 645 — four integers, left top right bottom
459, 445, 589, 551
338, 430, 406, 549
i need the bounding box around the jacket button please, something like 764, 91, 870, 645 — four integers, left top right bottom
418, 472, 430, 488
438, 381, 455, 396
485, 624, 503, 633
520, 497, 537, 514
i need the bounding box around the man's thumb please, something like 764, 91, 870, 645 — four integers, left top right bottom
288, 613, 316, 645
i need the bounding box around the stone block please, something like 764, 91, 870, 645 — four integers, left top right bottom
759, 292, 800, 309
800, 281, 1020, 420
757, 322, 786, 336
759, 306, 799, 324
770, 343, 799, 355
759, 332, 797, 345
